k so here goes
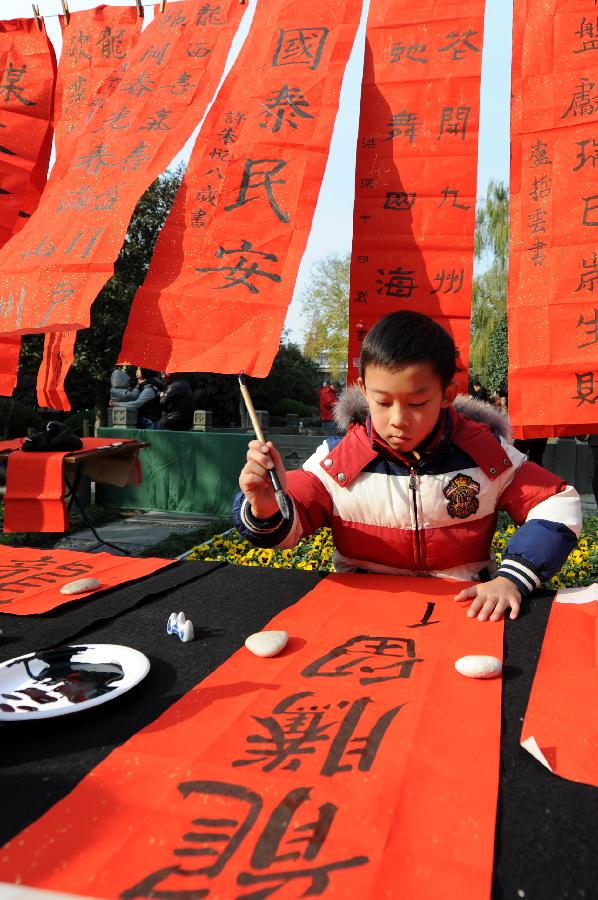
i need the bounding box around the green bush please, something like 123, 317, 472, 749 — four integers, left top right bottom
0, 398, 42, 438
274, 398, 317, 417
63, 409, 95, 435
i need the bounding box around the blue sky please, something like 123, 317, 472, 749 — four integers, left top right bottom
5, 0, 512, 341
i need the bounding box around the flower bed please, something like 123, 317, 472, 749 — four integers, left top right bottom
188, 515, 598, 589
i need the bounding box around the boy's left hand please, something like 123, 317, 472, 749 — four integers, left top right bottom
454, 576, 522, 621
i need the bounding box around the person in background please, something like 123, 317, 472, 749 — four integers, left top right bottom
496, 385, 508, 417
469, 376, 489, 402
110, 368, 139, 403
319, 381, 338, 434
111, 367, 163, 429
157, 373, 194, 431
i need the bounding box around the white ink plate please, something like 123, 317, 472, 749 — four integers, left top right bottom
0, 644, 150, 721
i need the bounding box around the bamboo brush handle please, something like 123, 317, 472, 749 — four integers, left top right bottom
239, 379, 266, 444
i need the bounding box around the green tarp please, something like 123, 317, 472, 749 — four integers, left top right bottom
96, 428, 249, 516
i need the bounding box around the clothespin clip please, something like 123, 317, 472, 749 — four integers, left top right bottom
135, 0, 144, 18
60, 0, 70, 25
31, 4, 42, 30
160, 0, 167, 11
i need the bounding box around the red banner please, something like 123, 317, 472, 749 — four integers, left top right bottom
119, 0, 362, 376
521, 589, 598, 787
347, 2, 485, 389
0, 0, 247, 337
509, 0, 598, 437
0, 575, 503, 899
0, 544, 170, 614
0, 334, 21, 395
54, 5, 143, 158
36, 330, 76, 410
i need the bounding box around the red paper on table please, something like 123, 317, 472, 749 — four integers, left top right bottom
0, 0, 247, 337
36, 330, 76, 410
0, 575, 503, 899
347, 2, 485, 390
521, 587, 598, 787
3, 437, 142, 533
54, 5, 142, 158
119, 0, 362, 376
0, 544, 171, 614
509, 0, 598, 437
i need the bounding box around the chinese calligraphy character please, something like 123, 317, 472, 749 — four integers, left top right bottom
56, 186, 92, 214
439, 187, 473, 209
528, 235, 547, 266
529, 175, 552, 202
161, 72, 197, 96
140, 107, 172, 131
572, 371, 598, 405
260, 85, 313, 132
575, 253, 598, 291
574, 17, 598, 53
140, 42, 170, 66
67, 30, 91, 64
583, 194, 598, 226
195, 185, 217, 207
577, 310, 598, 348
120, 72, 155, 97
190, 207, 208, 228
376, 267, 418, 300
384, 110, 419, 143
353, 289, 368, 302
384, 191, 416, 210
438, 106, 470, 140
217, 127, 238, 145
196, 4, 225, 26
438, 30, 481, 61
407, 601, 440, 629
573, 138, 598, 171
233, 690, 404, 776
119, 140, 151, 172
75, 143, 112, 175
224, 158, 289, 223
272, 28, 329, 70
528, 208, 547, 234
196, 240, 282, 294
96, 26, 127, 59
529, 138, 551, 167
431, 268, 464, 294
95, 104, 132, 131
65, 74, 87, 110
302, 635, 423, 685
389, 41, 428, 64
0, 63, 35, 106
562, 76, 598, 119
187, 41, 211, 58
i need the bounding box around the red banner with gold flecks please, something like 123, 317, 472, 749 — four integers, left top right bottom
54, 6, 143, 158
0, 334, 21, 395
0, 0, 247, 337
521, 590, 598, 787
119, 0, 362, 377
509, 0, 598, 437
347, 2, 485, 389
36, 330, 76, 410
0, 575, 502, 899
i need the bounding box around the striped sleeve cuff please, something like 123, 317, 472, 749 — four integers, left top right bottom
497, 557, 542, 597
233, 495, 295, 548
240, 498, 286, 534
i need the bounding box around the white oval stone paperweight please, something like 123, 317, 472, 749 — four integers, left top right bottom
455, 655, 502, 679
60, 577, 101, 596
245, 630, 288, 658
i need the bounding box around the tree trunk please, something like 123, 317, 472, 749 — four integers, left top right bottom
95, 381, 108, 431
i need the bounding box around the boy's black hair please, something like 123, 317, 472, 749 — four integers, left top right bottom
359, 311, 457, 387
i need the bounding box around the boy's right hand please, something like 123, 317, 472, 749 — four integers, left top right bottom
239, 440, 288, 520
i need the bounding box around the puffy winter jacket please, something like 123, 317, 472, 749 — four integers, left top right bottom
110, 369, 139, 403
233, 390, 582, 596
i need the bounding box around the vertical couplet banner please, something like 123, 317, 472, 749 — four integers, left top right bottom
347, 1, 486, 389
119, 0, 363, 376
0, 575, 503, 899
509, 0, 598, 437
54, 6, 143, 158
36, 330, 77, 410
0, 18, 57, 396
0, 0, 247, 337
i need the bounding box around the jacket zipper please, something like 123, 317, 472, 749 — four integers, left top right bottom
409, 466, 421, 565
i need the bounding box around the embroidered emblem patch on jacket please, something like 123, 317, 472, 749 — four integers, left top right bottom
443, 473, 480, 519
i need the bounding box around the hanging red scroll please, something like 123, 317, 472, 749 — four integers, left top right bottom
36, 330, 76, 410
119, 0, 363, 376
347, 2, 485, 389
0, 575, 503, 899
521, 588, 598, 787
0, 0, 247, 338
509, 1, 598, 437
0, 18, 57, 397
54, 5, 143, 158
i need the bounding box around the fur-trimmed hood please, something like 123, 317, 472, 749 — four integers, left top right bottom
333, 384, 512, 442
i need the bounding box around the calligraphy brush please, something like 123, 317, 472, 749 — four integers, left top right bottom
238, 372, 290, 520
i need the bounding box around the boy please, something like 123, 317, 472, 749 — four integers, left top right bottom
234, 312, 581, 621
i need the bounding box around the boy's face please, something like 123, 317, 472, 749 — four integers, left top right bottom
358, 363, 457, 454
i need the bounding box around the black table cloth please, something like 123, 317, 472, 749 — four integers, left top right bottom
0, 563, 596, 899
